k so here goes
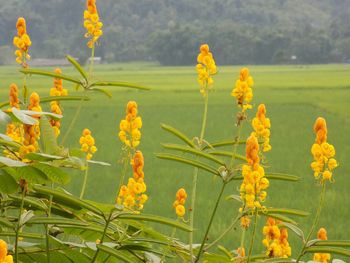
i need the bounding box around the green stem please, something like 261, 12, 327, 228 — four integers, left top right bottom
89, 45, 95, 78
117, 149, 131, 196
195, 182, 227, 262
229, 112, 244, 171
189, 91, 209, 262
161, 227, 177, 262
80, 162, 89, 199
45, 189, 54, 263
61, 96, 84, 145
91, 212, 112, 263
296, 182, 326, 262
15, 190, 25, 263
205, 215, 240, 251
247, 209, 258, 263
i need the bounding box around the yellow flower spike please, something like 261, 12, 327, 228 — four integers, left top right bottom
173, 188, 187, 218
116, 151, 147, 211
19, 92, 42, 158
313, 228, 331, 262
262, 218, 291, 258
83, 0, 103, 48
311, 117, 337, 182
235, 247, 245, 263
119, 101, 142, 149
79, 129, 97, 160
251, 104, 272, 152
196, 44, 217, 96
0, 239, 14, 263
231, 67, 254, 111
13, 17, 31, 67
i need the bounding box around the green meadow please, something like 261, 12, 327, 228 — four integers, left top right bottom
1, 63, 349, 260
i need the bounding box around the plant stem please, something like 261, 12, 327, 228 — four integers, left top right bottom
189, 92, 209, 262
247, 209, 258, 263
296, 182, 326, 262
45, 184, 54, 263
89, 44, 95, 78
195, 182, 226, 262
205, 215, 240, 251
14, 190, 25, 263
229, 112, 244, 171
80, 161, 89, 199
61, 96, 84, 145
91, 212, 112, 263
117, 149, 131, 196
161, 227, 177, 262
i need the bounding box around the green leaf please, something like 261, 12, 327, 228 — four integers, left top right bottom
280, 222, 305, 241
66, 55, 88, 80
40, 95, 90, 103
91, 88, 112, 98
20, 110, 62, 120
9, 194, 48, 211
0, 232, 43, 239
162, 143, 225, 165
310, 240, 350, 247
156, 153, 219, 176
161, 124, 195, 148
10, 166, 48, 184
265, 208, 309, 217
25, 153, 64, 162
225, 194, 243, 203
20, 68, 81, 84
19, 210, 35, 226
28, 217, 88, 226
33, 185, 103, 216
304, 246, 350, 257
0, 171, 18, 193
0, 138, 21, 149
32, 163, 70, 185
207, 150, 247, 162
90, 81, 150, 90
97, 245, 136, 263
87, 160, 111, 166
0, 157, 27, 167
39, 116, 60, 154
118, 213, 192, 232
0, 218, 14, 229
265, 173, 300, 182
10, 108, 38, 125
260, 213, 297, 225
203, 139, 246, 149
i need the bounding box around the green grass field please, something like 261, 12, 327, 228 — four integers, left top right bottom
1, 63, 350, 260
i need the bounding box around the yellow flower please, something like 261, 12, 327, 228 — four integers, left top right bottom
262, 218, 291, 258
13, 17, 31, 67
196, 44, 217, 96
251, 104, 271, 152
116, 151, 147, 211
235, 247, 245, 263
240, 216, 251, 229
231, 68, 254, 111
313, 228, 331, 262
19, 92, 42, 158
0, 239, 13, 263
79, 129, 97, 160
311, 117, 337, 182
173, 188, 187, 217
118, 101, 142, 148
84, 0, 103, 48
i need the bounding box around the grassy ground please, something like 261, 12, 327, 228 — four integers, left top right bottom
1, 63, 349, 260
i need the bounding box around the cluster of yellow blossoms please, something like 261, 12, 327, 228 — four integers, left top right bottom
19, 92, 42, 157
119, 101, 142, 148
313, 228, 331, 262
240, 134, 269, 209
117, 151, 148, 210
173, 188, 187, 217
231, 68, 254, 111
49, 68, 68, 137
195, 44, 217, 96
262, 217, 291, 258
251, 104, 271, 152
13, 17, 31, 66
311, 117, 337, 181
6, 84, 22, 143
83, 0, 103, 48
235, 247, 245, 263
0, 240, 13, 263
79, 129, 97, 160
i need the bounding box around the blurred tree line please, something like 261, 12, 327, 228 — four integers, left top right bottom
1, 0, 350, 65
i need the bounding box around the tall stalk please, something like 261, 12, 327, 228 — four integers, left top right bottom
117, 149, 131, 195
247, 209, 258, 262
45, 190, 54, 263
14, 190, 25, 263
80, 162, 89, 199
296, 183, 326, 262
195, 182, 226, 262
189, 92, 209, 262
91, 212, 112, 263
